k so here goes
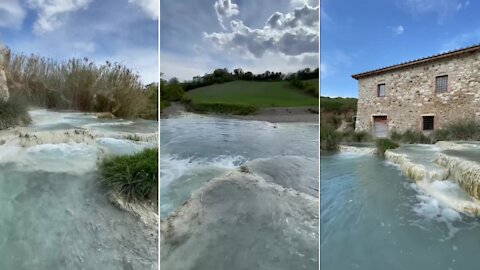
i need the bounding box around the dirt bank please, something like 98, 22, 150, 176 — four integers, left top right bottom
161, 103, 318, 123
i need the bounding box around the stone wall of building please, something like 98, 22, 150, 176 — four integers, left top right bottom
355, 50, 480, 134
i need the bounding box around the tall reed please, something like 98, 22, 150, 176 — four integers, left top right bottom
2, 48, 150, 118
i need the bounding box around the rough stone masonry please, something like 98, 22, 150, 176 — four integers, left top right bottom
352, 44, 480, 136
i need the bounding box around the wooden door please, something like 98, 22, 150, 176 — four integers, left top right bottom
373, 116, 388, 138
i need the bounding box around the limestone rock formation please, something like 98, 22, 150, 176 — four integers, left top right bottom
0, 66, 8, 102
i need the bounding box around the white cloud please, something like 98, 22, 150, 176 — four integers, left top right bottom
230, 51, 319, 78
320, 49, 353, 78
128, 0, 158, 20
103, 47, 158, 83
440, 28, 480, 52
320, 8, 333, 30
161, 52, 216, 81
27, 0, 93, 35
0, 0, 26, 29
205, 4, 319, 58
289, 0, 318, 8
320, 63, 327, 76
214, 0, 239, 29
8, 0, 157, 84
72, 41, 96, 53
456, 0, 470, 10
388, 25, 404, 35
401, 0, 468, 23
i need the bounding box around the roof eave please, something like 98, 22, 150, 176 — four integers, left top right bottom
351, 44, 480, 80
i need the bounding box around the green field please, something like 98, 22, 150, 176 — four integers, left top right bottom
184, 80, 318, 107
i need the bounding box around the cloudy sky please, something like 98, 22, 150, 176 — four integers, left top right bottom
160, 0, 319, 81
322, 0, 479, 97
0, 0, 158, 83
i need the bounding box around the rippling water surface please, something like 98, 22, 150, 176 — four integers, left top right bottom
0, 110, 158, 270
160, 116, 319, 270
321, 153, 480, 270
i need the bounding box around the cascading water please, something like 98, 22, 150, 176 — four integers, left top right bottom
0, 109, 158, 269
160, 115, 319, 270
322, 147, 480, 270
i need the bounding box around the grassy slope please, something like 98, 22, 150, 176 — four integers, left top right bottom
320, 96, 357, 113
184, 80, 318, 107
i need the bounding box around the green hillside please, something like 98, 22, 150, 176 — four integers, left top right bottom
184, 80, 318, 108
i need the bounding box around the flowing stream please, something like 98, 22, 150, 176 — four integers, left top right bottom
0, 109, 158, 270
160, 115, 319, 270
321, 152, 480, 270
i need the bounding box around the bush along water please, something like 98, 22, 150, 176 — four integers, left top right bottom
431, 120, 480, 142
390, 129, 432, 144
0, 94, 31, 130
376, 138, 399, 157
341, 129, 373, 143
182, 98, 258, 115
388, 120, 480, 144
321, 123, 341, 152
98, 148, 158, 202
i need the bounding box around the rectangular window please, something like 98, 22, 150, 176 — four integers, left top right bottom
423, 116, 434, 130
435, 75, 448, 93
377, 84, 385, 97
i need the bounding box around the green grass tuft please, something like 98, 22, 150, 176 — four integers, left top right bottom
98, 148, 158, 202
376, 138, 399, 157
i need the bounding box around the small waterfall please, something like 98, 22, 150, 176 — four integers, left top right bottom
385, 143, 480, 215
434, 153, 480, 200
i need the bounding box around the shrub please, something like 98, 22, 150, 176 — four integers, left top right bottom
321, 123, 341, 152
320, 96, 357, 114
98, 148, 158, 202
140, 83, 158, 120
401, 130, 431, 144
341, 130, 372, 143
376, 138, 399, 157
351, 131, 372, 142
431, 120, 480, 142
390, 130, 402, 142
0, 95, 31, 130
390, 129, 431, 144
184, 100, 257, 115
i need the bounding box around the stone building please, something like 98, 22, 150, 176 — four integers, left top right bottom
352, 44, 480, 137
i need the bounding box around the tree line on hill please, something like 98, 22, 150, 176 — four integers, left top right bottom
160, 67, 319, 110
182, 67, 319, 91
